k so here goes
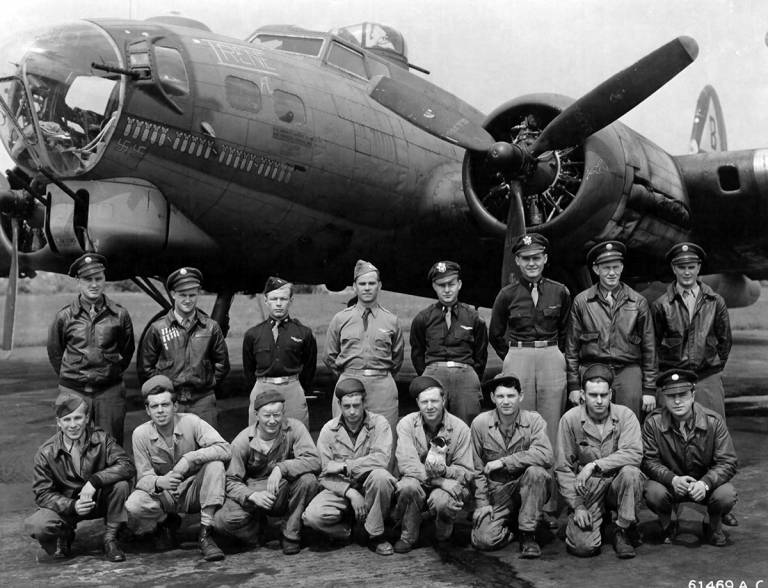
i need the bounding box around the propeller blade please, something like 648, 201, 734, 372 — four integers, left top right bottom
369, 75, 495, 152
531, 36, 699, 155
499, 181, 526, 286
1, 220, 19, 354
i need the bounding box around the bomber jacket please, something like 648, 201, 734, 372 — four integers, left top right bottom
641, 402, 737, 491
651, 281, 732, 378
317, 411, 392, 496
32, 427, 135, 516
139, 309, 230, 402
225, 418, 321, 506
565, 282, 656, 393
47, 295, 135, 392
471, 409, 553, 509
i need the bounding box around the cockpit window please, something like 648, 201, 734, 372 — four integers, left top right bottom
327, 42, 367, 79
332, 23, 407, 60
0, 22, 123, 177
155, 46, 189, 96
250, 34, 323, 57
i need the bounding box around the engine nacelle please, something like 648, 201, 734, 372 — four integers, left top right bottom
463, 94, 693, 273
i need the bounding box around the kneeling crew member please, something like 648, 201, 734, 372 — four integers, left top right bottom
26, 391, 135, 563
555, 365, 644, 559
126, 375, 231, 562
642, 369, 738, 547
471, 372, 553, 557
392, 376, 474, 553
303, 378, 396, 555
214, 390, 320, 555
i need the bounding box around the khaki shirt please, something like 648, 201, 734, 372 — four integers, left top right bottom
470, 409, 553, 508
555, 404, 642, 509
324, 303, 404, 374
132, 413, 231, 494
317, 411, 392, 496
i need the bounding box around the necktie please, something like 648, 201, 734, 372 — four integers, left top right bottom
443, 306, 452, 329
606, 291, 614, 307
272, 320, 280, 342
531, 283, 539, 307
362, 308, 371, 331
683, 290, 695, 317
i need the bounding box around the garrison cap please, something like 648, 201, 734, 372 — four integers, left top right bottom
353, 259, 379, 280
408, 375, 443, 399
68, 253, 107, 278
166, 267, 202, 292
666, 242, 706, 266
657, 369, 698, 393
252, 390, 285, 411
335, 378, 366, 400
141, 375, 174, 398
587, 240, 626, 266
264, 276, 290, 294
513, 233, 549, 256
428, 260, 461, 283
481, 371, 522, 393
54, 390, 88, 417
581, 364, 614, 388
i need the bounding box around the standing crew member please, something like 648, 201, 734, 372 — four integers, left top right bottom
642, 369, 738, 546
410, 260, 488, 425
489, 233, 570, 526
242, 276, 317, 428
25, 392, 134, 563
555, 365, 645, 559
325, 260, 404, 434
139, 267, 230, 426
565, 241, 656, 418
302, 378, 396, 555
651, 243, 732, 417
47, 253, 135, 445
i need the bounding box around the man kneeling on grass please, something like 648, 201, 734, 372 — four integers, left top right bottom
26, 391, 135, 563
470, 372, 553, 557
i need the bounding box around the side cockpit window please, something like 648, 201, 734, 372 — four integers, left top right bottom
225, 76, 262, 113
273, 90, 305, 124
155, 46, 189, 96
327, 42, 367, 79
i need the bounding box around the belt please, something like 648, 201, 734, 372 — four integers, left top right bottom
257, 374, 299, 385
509, 339, 557, 348
344, 368, 389, 377
429, 361, 471, 369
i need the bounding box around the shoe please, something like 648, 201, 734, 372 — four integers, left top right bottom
199, 525, 225, 561
103, 524, 126, 563
722, 512, 738, 527
519, 532, 541, 559
540, 512, 559, 530
613, 527, 636, 559
154, 514, 181, 551
53, 533, 73, 560
709, 529, 727, 547
282, 537, 301, 555
369, 536, 394, 556
627, 523, 643, 547
393, 538, 413, 554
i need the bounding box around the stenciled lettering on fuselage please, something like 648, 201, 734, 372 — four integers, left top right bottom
119, 116, 298, 184
201, 39, 278, 76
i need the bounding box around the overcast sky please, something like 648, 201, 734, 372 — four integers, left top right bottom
2, 0, 767, 171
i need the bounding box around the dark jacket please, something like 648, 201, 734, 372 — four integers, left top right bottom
565, 282, 656, 393
641, 402, 737, 491
651, 281, 732, 378
47, 295, 135, 392
139, 309, 230, 401
32, 427, 135, 516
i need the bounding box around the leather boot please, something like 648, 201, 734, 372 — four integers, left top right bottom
154, 513, 181, 551
53, 529, 74, 559
104, 524, 126, 562
199, 525, 225, 561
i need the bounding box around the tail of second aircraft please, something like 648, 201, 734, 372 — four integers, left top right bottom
689, 84, 727, 152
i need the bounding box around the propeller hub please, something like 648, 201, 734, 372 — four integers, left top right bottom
487, 141, 526, 173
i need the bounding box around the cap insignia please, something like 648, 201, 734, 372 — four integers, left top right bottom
523, 235, 532, 245
671, 373, 679, 381
84, 256, 92, 263
180, 268, 187, 275
436, 262, 446, 273
606, 243, 613, 250
682, 245, 689, 252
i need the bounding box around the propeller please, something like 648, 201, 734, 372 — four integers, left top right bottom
369, 36, 699, 285
1, 218, 18, 355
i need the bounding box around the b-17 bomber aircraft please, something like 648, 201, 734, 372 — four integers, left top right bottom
0, 16, 765, 352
